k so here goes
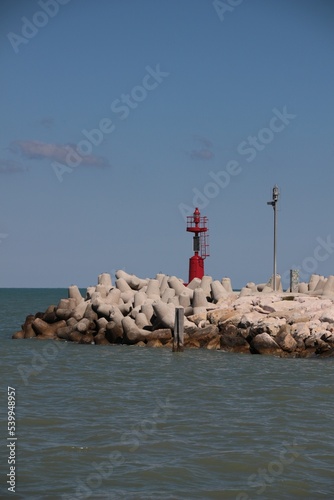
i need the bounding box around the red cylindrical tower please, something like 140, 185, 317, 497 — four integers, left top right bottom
186, 208, 209, 283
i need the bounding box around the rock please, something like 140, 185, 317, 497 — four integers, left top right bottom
207, 308, 236, 325
146, 339, 163, 348
238, 312, 267, 329
321, 332, 334, 345
79, 332, 95, 344
94, 332, 110, 345
250, 333, 283, 356
275, 328, 297, 353
43, 305, 58, 323
305, 336, 327, 349
21, 315, 37, 338
291, 323, 311, 342
315, 347, 334, 357
206, 337, 221, 350
259, 317, 286, 337
57, 325, 73, 340
187, 311, 208, 326
220, 327, 250, 354
68, 330, 84, 343
185, 325, 219, 348
319, 309, 334, 324
12, 331, 24, 339
32, 319, 67, 339
105, 319, 123, 344
24, 322, 37, 339
185, 338, 201, 348
145, 329, 172, 344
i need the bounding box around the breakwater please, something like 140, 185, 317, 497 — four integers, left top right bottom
12, 270, 334, 357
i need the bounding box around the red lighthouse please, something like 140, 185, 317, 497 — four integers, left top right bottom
186, 207, 209, 283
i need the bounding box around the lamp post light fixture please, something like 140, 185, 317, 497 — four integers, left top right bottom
267, 184, 279, 291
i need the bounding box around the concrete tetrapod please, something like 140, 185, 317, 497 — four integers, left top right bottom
116, 270, 147, 290
211, 281, 228, 302
98, 273, 112, 289
192, 288, 209, 315
68, 285, 84, 306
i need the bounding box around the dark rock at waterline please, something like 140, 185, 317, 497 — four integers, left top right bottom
315, 347, 334, 357
32, 318, 67, 340
43, 305, 58, 324
275, 328, 298, 353
220, 331, 250, 354
250, 333, 283, 356
12, 330, 25, 339
94, 332, 111, 345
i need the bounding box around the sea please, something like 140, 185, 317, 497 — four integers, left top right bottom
1, 288, 334, 500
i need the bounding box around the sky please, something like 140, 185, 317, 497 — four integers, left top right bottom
0, 0, 334, 288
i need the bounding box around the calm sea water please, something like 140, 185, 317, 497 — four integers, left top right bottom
1, 289, 334, 499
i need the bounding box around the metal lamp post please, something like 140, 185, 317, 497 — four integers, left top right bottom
267, 185, 279, 291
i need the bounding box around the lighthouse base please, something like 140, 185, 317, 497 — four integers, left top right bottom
188, 254, 204, 283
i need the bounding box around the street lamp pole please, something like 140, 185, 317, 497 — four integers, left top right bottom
267, 185, 279, 292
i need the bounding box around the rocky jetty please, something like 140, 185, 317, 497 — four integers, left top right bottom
12, 271, 334, 357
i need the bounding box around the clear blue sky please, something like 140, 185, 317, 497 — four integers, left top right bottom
0, 0, 333, 288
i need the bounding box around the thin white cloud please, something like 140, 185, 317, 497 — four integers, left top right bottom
189, 148, 215, 160
0, 159, 26, 174
188, 135, 215, 161
39, 117, 55, 129
11, 140, 110, 168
